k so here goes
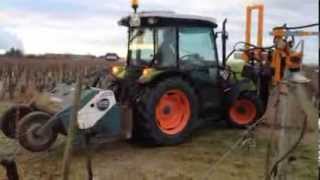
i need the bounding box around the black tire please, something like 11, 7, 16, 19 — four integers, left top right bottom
227, 91, 264, 128
17, 112, 58, 152
134, 78, 198, 145
0, 105, 32, 139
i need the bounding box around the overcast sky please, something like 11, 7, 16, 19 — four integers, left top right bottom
0, 0, 318, 63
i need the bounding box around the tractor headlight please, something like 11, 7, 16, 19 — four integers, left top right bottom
112, 66, 123, 75
147, 18, 158, 25
142, 68, 154, 77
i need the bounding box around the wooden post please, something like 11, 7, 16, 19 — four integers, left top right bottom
264, 88, 280, 180
272, 82, 311, 180
84, 135, 93, 180
275, 82, 291, 180
0, 157, 19, 180
61, 75, 82, 180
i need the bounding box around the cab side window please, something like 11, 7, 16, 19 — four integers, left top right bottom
155, 27, 177, 67
179, 27, 217, 69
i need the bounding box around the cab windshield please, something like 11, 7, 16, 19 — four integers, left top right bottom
128, 27, 177, 67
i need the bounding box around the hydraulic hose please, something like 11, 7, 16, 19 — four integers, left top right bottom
274, 23, 319, 30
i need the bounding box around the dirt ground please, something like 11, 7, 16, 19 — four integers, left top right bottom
0, 109, 318, 180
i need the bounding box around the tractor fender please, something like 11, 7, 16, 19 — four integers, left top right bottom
138, 69, 194, 86
223, 78, 256, 107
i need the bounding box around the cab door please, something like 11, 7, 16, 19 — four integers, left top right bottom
178, 27, 221, 113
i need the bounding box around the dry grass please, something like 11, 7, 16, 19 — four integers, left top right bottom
0, 124, 317, 180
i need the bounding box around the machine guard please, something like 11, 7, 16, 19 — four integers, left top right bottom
54, 88, 133, 143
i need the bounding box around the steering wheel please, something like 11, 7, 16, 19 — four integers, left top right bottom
180, 53, 209, 68
180, 53, 199, 61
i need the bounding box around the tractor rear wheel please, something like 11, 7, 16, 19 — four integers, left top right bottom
135, 78, 198, 145
17, 112, 58, 152
227, 91, 263, 128
0, 105, 32, 139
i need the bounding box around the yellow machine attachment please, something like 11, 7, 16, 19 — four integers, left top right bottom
242, 4, 319, 83
271, 27, 319, 82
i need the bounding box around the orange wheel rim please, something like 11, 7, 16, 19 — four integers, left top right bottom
229, 99, 257, 125
155, 89, 191, 135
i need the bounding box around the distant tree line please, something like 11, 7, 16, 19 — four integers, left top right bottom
4, 48, 23, 57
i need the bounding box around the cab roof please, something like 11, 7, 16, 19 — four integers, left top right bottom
119, 11, 218, 28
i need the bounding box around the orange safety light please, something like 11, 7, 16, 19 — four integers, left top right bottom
131, 0, 139, 10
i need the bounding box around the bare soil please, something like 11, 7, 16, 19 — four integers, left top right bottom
0, 118, 317, 180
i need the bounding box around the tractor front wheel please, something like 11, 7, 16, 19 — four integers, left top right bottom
136, 78, 198, 145
227, 91, 263, 128
17, 112, 58, 152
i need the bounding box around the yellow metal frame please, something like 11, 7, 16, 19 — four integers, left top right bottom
241, 5, 264, 62
245, 5, 264, 48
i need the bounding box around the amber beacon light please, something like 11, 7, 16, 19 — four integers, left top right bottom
131, 0, 139, 12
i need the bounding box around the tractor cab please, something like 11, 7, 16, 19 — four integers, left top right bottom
102, 8, 261, 146
106, 10, 262, 146
118, 11, 219, 70
115, 11, 224, 113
